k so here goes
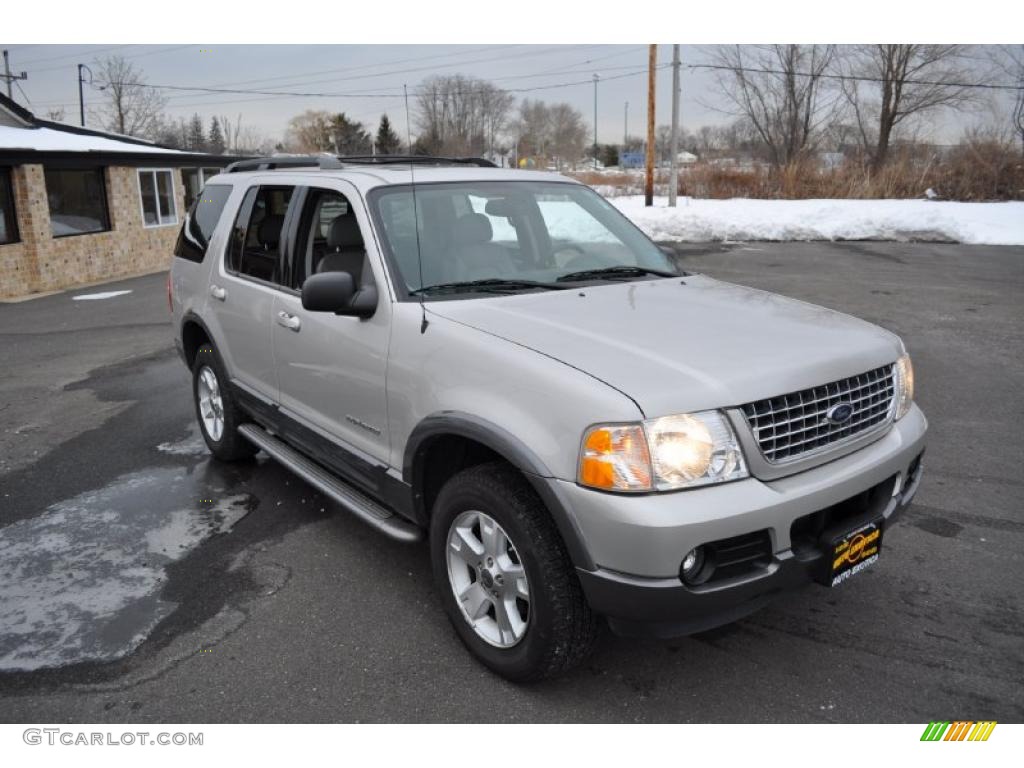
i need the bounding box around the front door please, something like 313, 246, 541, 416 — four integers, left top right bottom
272, 182, 392, 471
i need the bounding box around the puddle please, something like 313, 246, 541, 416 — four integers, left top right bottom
156, 424, 207, 456
0, 465, 251, 672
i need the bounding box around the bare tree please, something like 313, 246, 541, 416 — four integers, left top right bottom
93, 55, 167, 138
837, 45, 976, 168
286, 110, 334, 152
986, 45, 1024, 157
45, 107, 66, 122
709, 45, 838, 167
416, 75, 514, 156
546, 103, 587, 167
236, 125, 271, 155
512, 99, 587, 167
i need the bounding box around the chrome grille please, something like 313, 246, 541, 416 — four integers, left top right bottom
740, 365, 895, 463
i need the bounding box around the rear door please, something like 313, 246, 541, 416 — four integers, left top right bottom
205, 182, 297, 401
271, 180, 393, 469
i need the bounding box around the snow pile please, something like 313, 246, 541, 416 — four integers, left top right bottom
611, 197, 1024, 246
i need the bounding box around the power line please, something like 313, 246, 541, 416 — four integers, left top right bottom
13, 44, 132, 67
689, 62, 1023, 91
25, 45, 647, 114
21, 45, 195, 74
157, 44, 611, 107
167, 44, 526, 92
95, 64, 671, 102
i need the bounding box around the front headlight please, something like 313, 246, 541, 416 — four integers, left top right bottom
894, 353, 914, 420
578, 410, 748, 492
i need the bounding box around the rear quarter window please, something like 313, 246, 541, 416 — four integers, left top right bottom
173, 184, 233, 263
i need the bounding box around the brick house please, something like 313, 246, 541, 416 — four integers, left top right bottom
0, 93, 232, 299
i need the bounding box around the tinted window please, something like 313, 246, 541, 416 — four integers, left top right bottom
45, 168, 110, 237
174, 183, 232, 263
226, 185, 294, 284
0, 168, 17, 245
292, 189, 369, 289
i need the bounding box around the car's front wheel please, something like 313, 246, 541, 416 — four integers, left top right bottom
430, 462, 599, 681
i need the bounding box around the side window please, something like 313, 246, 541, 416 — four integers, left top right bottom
173, 183, 232, 263
292, 188, 369, 290
226, 185, 294, 284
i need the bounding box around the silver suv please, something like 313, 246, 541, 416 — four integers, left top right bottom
170, 156, 927, 681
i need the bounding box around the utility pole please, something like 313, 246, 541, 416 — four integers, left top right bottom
624, 101, 628, 147
2, 50, 28, 101
77, 64, 93, 127
668, 44, 681, 207
645, 45, 657, 207
592, 73, 599, 170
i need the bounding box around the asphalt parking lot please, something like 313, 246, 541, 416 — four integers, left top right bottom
0, 241, 1022, 723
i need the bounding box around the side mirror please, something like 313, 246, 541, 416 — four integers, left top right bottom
301, 272, 377, 318
659, 245, 678, 259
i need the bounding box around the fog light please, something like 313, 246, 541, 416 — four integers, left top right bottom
681, 546, 705, 583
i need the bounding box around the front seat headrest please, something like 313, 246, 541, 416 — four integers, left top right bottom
453, 213, 493, 246
328, 214, 364, 251
257, 215, 283, 249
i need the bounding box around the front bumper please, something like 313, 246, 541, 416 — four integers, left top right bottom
556, 404, 927, 637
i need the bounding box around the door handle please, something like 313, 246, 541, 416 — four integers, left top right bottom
209, 284, 227, 301
276, 310, 301, 332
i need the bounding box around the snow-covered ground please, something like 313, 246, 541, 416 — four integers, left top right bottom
611, 197, 1024, 245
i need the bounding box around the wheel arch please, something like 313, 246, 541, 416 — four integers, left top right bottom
180, 312, 215, 370
404, 412, 595, 570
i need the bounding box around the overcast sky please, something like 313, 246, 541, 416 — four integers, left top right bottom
2, 44, 1008, 145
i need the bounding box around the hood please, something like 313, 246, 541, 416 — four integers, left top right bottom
428, 275, 902, 417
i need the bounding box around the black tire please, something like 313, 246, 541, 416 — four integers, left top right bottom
192, 344, 257, 462
430, 462, 599, 682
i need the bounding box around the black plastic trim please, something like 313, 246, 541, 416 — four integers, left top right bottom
229, 380, 415, 522
403, 411, 595, 569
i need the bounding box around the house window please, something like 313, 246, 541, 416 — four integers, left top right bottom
44, 168, 110, 238
0, 168, 17, 245
182, 167, 224, 210
138, 169, 178, 227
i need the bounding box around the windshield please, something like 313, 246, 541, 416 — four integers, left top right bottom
369, 181, 676, 296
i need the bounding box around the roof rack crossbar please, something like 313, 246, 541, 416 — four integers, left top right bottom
224, 154, 497, 173
337, 155, 497, 168
224, 156, 344, 173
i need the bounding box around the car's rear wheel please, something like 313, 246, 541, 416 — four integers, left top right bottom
192, 344, 256, 461
430, 462, 599, 681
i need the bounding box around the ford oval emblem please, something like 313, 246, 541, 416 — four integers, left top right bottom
826, 403, 854, 425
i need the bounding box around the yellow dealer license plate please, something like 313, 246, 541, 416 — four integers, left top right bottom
828, 519, 883, 587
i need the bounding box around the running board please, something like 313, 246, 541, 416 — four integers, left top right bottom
238, 423, 423, 543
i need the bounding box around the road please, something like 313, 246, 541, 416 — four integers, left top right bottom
0, 242, 1022, 722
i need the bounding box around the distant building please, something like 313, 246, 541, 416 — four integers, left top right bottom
0, 93, 231, 299
619, 151, 645, 169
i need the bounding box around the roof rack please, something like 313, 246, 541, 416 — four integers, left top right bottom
224, 156, 345, 173
224, 154, 496, 173
338, 155, 497, 168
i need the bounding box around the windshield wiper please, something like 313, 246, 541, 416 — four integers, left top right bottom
556, 265, 678, 283
409, 278, 567, 296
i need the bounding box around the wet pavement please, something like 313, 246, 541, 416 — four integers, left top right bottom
0, 245, 1022, 722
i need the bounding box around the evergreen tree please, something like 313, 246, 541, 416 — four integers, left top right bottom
330, 113, 372, 155
187, 113, 207, 152
208, 116, 225, 154
375, 114, 402, 155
